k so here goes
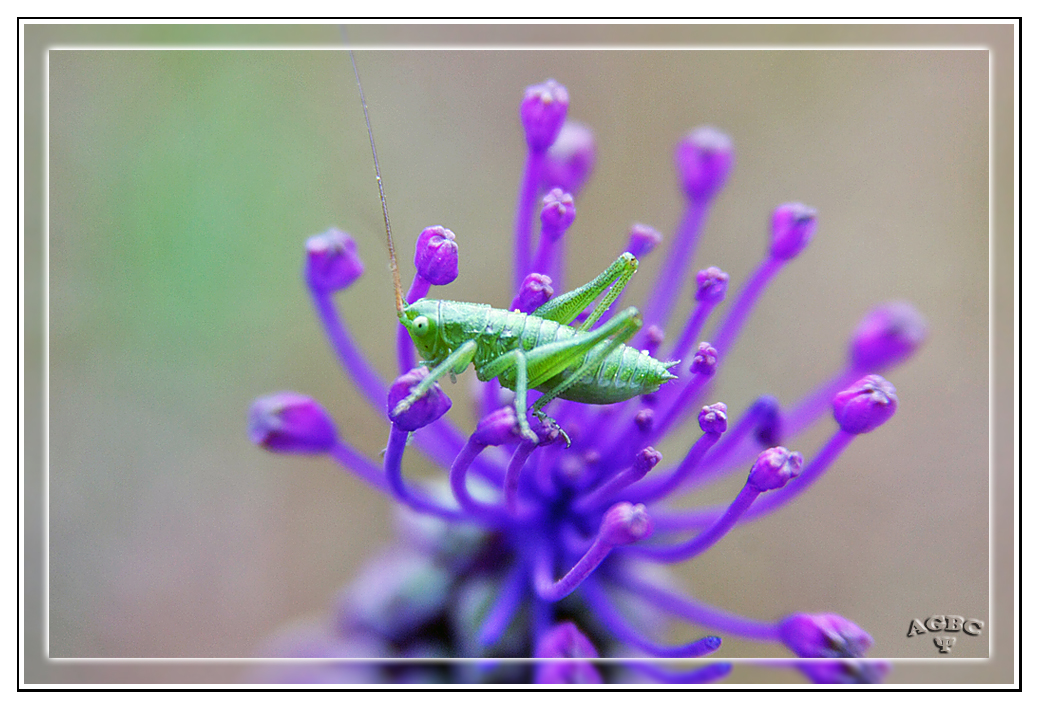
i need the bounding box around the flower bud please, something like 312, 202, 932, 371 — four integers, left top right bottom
627, 224, 663, 260
248, 392, 338, 455
534, 622, 602, 684
540, 188, 576, 241
534, 621, 598, 659
511, 273, 554, 314
520, 79, 569, 153
534, 417, 565, 447
770, 203, 818, 260
751, 395, 782, 448
832, 375, 897, 434
748, 446, 802, 492
796, 659, 891, 684
642, 325, 666, 356
849, 301, 927, 371
599, 502, 653, 546
534, 662, 602, 684
414, 226, 458, 286
690, 342, 718, 376
695, 267, 729, 304
675, 126, 733, 202
778, 613, 873, 659
543, 121, 597, 195
304, 228, 364, 293
698, 402, 728, 434
387, 367, 452, 431
634, 447, 663, 476
473, 407, 524, 446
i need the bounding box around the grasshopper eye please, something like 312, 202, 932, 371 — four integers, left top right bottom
414, 316, 430, 334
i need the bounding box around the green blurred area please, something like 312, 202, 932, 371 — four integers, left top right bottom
27, 23, 1009, 683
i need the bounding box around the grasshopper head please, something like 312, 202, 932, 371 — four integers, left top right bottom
399, 299, 442, 362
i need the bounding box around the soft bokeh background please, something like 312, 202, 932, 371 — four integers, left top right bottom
26, 23, 1014, 684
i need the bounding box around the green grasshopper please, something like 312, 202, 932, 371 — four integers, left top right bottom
351, 54, 678, 444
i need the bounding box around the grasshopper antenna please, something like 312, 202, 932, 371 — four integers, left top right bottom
348, 42, 405, 316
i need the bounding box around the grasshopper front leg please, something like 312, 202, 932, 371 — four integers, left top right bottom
477, 348, 539, 443
392, 340, 478, 417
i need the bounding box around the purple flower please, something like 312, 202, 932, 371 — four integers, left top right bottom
778, 613, 874, 659
770, 202, 818, 260
304, 228, 364, 293
248, 392, 337, 454
250, 75, 922, 685
542, 121, 596, 195
675, 126, 734, 203
414, 226, 459, 286
520, 79, 569, 153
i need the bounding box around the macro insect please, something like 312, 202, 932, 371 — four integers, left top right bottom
350, 54, 679, 444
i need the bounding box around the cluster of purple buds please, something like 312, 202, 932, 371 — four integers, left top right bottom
249, 77, 925, 684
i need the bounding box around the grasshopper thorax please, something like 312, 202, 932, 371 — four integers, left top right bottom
399, 299, 443, 362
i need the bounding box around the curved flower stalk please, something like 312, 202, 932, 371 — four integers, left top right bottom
249, 77, 925, 685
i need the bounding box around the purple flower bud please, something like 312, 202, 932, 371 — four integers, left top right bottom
770, 203, 818, 260
642, 325, 665, 356
520, 79, 569, 153
627, 224, 663, 260
414, 226, 458, 286
534, 662, 602, 684
698, 402, 728, 434
473, 407, 524, 446
304, 228, 364, 293
599, 502, 653, 546
248, 392, 338, 455
634, 447, 663, 476
752, 395, 782, 448
511, 273, 554, 314
534, 622, 602, 684
634, 408, 654, 433
534, 417, 565, 447
534, 621, 599, 659
748, 446, 803, 492
675, 126, 734, 202
849, 301, 927, 371
690, 342, 718, 376
832, 375, 898, 434
695, 267, 729, 304
540, 188, 576, 240
796, 659, 892, 684
778, 613, 874, 659
387, 367, 452, 431
544, 121, 596, 195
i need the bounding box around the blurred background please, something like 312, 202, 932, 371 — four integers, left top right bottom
25, 23, 1012, 683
